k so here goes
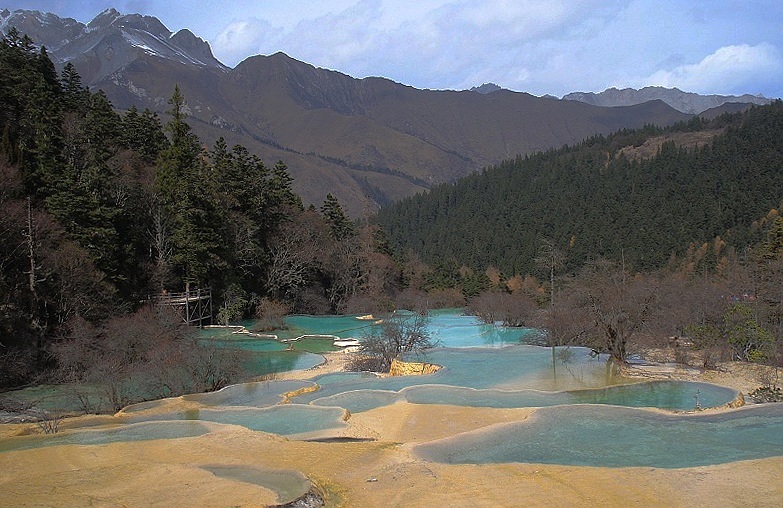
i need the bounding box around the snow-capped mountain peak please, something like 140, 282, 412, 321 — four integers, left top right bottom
0, 8, 227, 86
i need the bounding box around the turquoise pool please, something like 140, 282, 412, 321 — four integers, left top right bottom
0, 421, 212, 453
2, 309, 779, 470
413, 403, 783, 468
309, 380, 737, 413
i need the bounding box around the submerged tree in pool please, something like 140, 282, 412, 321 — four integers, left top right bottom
351, 312, 437, 372
553, 260, 656, 363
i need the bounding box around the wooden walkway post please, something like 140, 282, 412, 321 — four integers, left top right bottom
153, 287, 213, 327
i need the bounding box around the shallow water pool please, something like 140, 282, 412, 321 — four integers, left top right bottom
293, 346, 633, 404
0, 421, 212, 453
413, 403, 783, 468
182, 379, 316, 407
125, 405, 348, 436
309, 380, 736, 413
200, 465, 311, 505
4, 309, 779, 470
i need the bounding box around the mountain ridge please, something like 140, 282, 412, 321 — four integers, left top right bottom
2, 7, 764, 215
0, 7, 227, 81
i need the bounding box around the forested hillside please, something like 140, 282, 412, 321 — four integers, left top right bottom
377, 103, 783, 276
0, 30, 403, 390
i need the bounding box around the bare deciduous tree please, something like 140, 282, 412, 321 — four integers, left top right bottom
468, 291, 537, 327
351, 312, 437, 372
254, 298, 288, 332
45, 241, 115, 325
583, 263, 657, 362
532, 286, 593, 349
51, 305, 249, 411
549, 261, 657, 363
266, 209, 326, 303
535, 238, 565, 308
147, 194, 174, 291
650, 273, 731, 367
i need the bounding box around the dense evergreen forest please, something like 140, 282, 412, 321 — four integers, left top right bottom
377, 104, 783, 276
0, 29, 403, 393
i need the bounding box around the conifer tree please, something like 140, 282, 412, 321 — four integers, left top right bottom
156, 86, 223, 288
59, 62, 89, 113
122, 106, 167, 164
321, 193, 355, 241
0, 33, 65, 195
45, 88, 125, 283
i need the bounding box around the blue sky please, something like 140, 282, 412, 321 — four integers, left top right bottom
3, 1, 782, 98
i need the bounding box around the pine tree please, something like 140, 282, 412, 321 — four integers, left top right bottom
45, 88, 126, 283
156, 85, 201, 206
59, 62, 89, 113
0, 31, 64, 195
122, 106, 167, 164
321, 193, 355, 241
156, 86, 223, 287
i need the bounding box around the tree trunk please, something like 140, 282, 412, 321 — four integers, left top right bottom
24, 197, 44, 359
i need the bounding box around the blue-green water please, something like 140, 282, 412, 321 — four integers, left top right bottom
125, 405, 348, 436
243, 350, 324, 375
269, 310, 536, 347
309, 381, 736, 414
195, 309, 538, 379
182, 380, 316, 407
0, 421, 212, 453
121, 380, 317, 413
200, 465, 311, 504
280, 314, 378, 341
199, 330, 325, 377
295, 346, 731, 409
413, 403, 783, 468
204, 309, 538, 350
2, 309, 780, 469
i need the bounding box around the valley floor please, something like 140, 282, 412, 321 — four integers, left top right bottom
1, 355, 781, 507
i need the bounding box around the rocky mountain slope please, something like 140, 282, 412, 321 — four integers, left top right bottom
2, 8, 746, 215
0, 8, 226, 78
95, 50, 693, 214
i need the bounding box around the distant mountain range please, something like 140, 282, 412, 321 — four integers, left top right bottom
563, 86, 770, 114
0, 8, 770, 214
467, 84, 769, 115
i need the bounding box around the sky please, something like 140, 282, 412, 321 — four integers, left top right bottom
3, 0, 782, 98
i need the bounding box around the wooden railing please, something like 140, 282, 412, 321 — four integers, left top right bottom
152, 287, 212, 327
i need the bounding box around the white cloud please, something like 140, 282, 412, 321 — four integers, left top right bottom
444, 0, 573, 39
213, 18, 271, 65
208, 0, 600, 89
125, 0, 782, 97
643, 44, 781, 94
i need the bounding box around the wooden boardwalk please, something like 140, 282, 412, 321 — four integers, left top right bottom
154, 287, 212, 327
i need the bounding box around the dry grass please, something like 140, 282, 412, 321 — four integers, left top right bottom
618, 129, 724, 162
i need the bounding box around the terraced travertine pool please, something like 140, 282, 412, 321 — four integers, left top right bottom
2, 309, 781, 469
